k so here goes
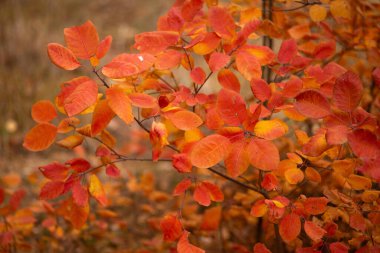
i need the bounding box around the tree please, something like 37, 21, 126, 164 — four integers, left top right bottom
4, 0, 380, 252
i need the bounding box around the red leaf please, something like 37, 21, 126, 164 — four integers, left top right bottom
57, 76, 98, 117
253, 243, 272, 253
278, 39, 297, 64
250, 78, 271, 101
91, 99, 115, 136
40, 181, 65, 200
261, 173, 279, 191
160, 214, 183, 242
64, 20, 99, 59
372, 67, 380, 88
190, 67, 206, 84
106, 86, 134, 125
329, 242, 349, 253
150, 121, 169, 161
349, 213, 366, 232
31, 100, 57, 123
294, 90, 331, 119
304, 221, 326, 242
217, 89, 247, 126
247, 138, 279, 171
134, 31, 179, 55
304, 197, 329, 215
39, 162, 69, 181
10, 189, 26, 210
209, 7, 236, 41
217, 69, 240, 92
173, 178, 192, 196
106, 164, 120, 177
96, 35, 112, 59
66, 158, 91, 173
47, 43, 80, 70
190, 134, 231, 168
279, 213, 301, 242
193, 183, 211, 206
177, 231, 205, 253
23, 123, 57, 151
202, 181, 224, 202
333, 71, 363, 112
347, 129, 380, 159
72, 181, 89, 207
208, 52, 230, 72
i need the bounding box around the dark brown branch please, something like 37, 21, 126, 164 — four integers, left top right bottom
93, 68, 110, 88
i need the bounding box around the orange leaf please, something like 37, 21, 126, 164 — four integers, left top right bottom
251, 199, 268, 217
70, 202, 89, 229
349, 213, 366, 232
160, 214, 183, 242
304, 197, 329, 215
217, 88, 247, 126
261, 173, 279, 191
209, 7, 236, 41
47, 43, 80, 70
190, 134, 231, 168
294, 90, 331, 119
333, 71, 363, 112
128, 93, 157, 108
191, 32, 221, 55
106, 86, 134, 125
57, 76, 98, 117
91, 99, 115, 136
177, 231, 205, 253
56, 135, 84, 149
347, 174, 372, 190
208, 52, 230, 72
194, 183, 211, 206
172, 153, 192, 173
200, 206, 222, 231
253, 243, 272, 253
23, 123, 57, 151
89, 174, 107, 206
313, 41, 336, 60
102, 61, 139, 79
309, 5, 327, 22
304, 221, 326, 242
169, 110, 203, 130
150, 121, 169, 161
31, 100, 57, 123
279, 213, 301, 242
39, 181, 65, 200
217, 69, 240, 93
236, 50, 262, 81
134, 31, 179, 55
155, 49, 182, 70
64, 20, 99, 59
225, 140, 249, 178
240, 45, 275, 65
96, 35, 112, 59
247, 138, 279, 171
254, 119, 288, 140
285, 168, 304, 184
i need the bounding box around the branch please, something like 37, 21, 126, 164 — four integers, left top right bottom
93, 68, 110, 88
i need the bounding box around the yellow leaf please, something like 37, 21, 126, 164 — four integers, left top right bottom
347, 175, 372, 190
254, 119, 288, 140
89, 174, 108, 206
330, 0, 351, 19
285, 168, 304, 184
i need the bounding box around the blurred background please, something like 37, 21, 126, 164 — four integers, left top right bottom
0, 0, 172, 171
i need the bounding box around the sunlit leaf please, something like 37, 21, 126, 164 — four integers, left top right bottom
279, 213, 301, 242
160, 214, 183, 242
23, 123, 57, 151
89, 174, 107, 206
247, 138, 279, 171
106, 86, 133, 125
31, 100, 57, 123
47, 43, 81, 70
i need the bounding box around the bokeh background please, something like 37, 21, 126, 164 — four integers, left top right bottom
0, 0, 172, 171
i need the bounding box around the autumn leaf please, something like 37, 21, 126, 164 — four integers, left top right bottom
209, 6, 236, 41
200, 206, 222, 231
56, 135, 84, 149
347, 129, 380, 159
236, 49, 262, 81
294, 90, 331, 119
309, 5, 327, 22
155, 49, 182, 70
278, 39, 297, 64
217, 88, 247, 126
39, 162, 69, 181
72, 181, 89, 207
91, 99, 115, 136
169, 110, 203, 131
279, 213, 301, 242
89, 174, 107, 206
173, 178, 192, 196
247, 138, 279, 171
208, 52, 230, 72
128, 93, 157, 108
224, 140, 249, 178
106, 164, 120, 177
304, 197, 329, 215
39, 181, 65, 200
217, 69, 240, 92
64, 20, 99, 59
134, 31, 179, 55
191, 32, 221, 55
31, 100, 57, 123
254, 119, 288, 140
160, 214, 183, 242
23, 123, 57, 151
150, 121, 169, 161
96, 35, 112, 59
106, 86, 134, 125
253, 243, 272, 253
250, 78, 271, 102
47, 43, 81, 70
177, 231, 205, 253
70, 201, 89, 229
304, 221, 326, 242
190, 134, 231, 168
190, 67, 206, 84
333, 71, 363, 112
